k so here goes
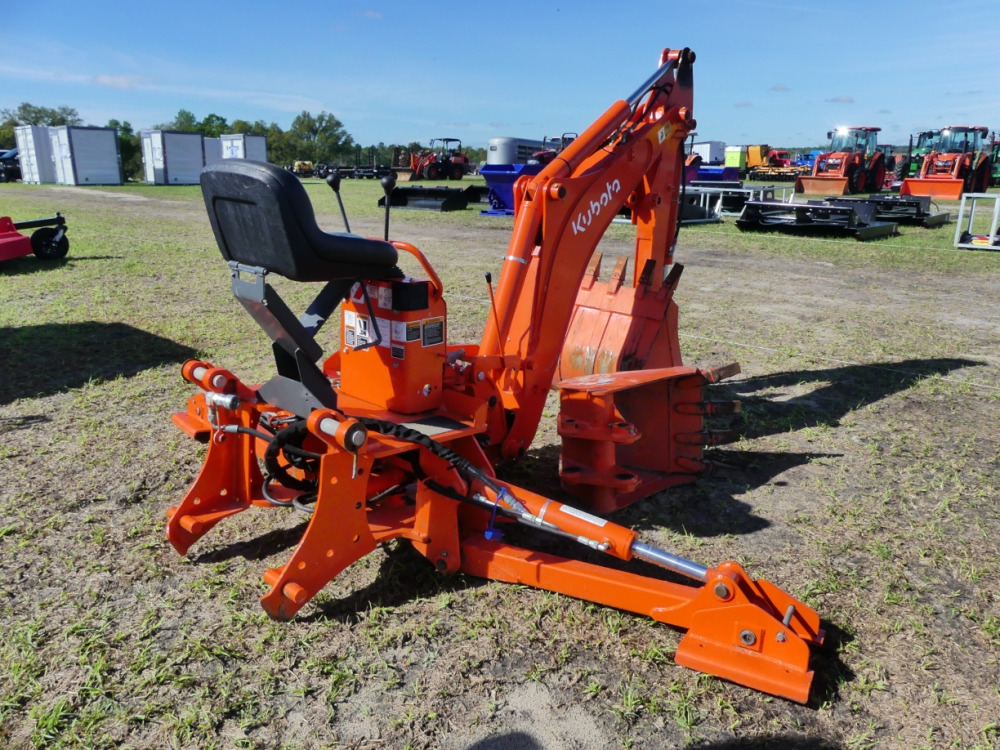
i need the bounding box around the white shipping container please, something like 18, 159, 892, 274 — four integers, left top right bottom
203, 137, 223, 166
140, 130, 204, 184
690, 140, 726, 165
14, 125, 57, 184
220, 134, 267, 162
49, 126, 122, 185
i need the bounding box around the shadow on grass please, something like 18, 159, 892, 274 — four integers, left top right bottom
621, 449, 839, 537
303, 540, 489, 625
726, 357, 980, 439
0, 414, 50, 433
807, 621, 857, 710
0, 321, 197, 404
193, 519, 310, 564
464, 734, 542, 750
0, 255, 122, 277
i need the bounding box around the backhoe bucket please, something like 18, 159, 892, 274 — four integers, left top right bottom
899, 177, 964, 200
794, 175, 850, 196
558, 254, 683, 381
557, 255, 739, 513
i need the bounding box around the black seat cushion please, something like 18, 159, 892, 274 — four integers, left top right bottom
200, 159, 399, 282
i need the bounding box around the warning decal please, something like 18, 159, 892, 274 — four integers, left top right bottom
377, 285, 392, 310
422, 317, 444, 347
374, 317, 391, 348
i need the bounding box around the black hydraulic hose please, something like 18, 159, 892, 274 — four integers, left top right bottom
356, 417, 504, 495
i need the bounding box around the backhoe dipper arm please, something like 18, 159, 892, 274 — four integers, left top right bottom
477, 48, 697, 459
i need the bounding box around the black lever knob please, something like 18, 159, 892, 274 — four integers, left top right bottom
380, 173, 396, 241
326, 172, 341, 193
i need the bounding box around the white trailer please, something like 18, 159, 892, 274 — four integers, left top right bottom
49, 126, 122, 185
487, 137, 546, 165
203, 137, 223, 167
220, 134, 267, 162
690, 140, 726, 165
140, 130, 204, 184
14, 125, 57, 184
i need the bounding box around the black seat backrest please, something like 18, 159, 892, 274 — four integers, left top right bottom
200, 159, 399, 282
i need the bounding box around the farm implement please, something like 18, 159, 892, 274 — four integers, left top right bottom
0, 213, 69, 263
166, 47, 825, 703
736, 199, 898, 240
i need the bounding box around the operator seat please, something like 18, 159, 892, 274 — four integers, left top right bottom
200, 159, 400, 282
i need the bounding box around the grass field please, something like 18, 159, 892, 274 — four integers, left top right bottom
1, 177, 999, 749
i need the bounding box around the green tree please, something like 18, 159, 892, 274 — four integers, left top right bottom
0, 103, 84, 148
198, 113, 229, 138
0, 103, 82, 127
108, 119, 142, 181
287, 111, 354, 164
161, 109, 198, 131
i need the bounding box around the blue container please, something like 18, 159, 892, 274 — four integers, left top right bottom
694, 165, 740, 182
479, 163, 543, 215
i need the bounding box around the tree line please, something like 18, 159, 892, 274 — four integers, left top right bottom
0, 103, 487, 180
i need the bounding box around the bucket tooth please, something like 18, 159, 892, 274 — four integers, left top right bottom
705, 362, 741, 383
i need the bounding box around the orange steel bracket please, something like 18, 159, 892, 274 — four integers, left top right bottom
459, 537, 823, 703
166, 395, 264, 556
261, 448, 377, 620
558, 365, 740, 513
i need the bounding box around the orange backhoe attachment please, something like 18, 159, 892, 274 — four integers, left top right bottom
165, 47, 825, 703
167, 372, 823, 702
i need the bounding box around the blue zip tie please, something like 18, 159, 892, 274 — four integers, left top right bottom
484, 487, 506, 541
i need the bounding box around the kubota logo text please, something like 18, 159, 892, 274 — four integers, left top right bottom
571, 179, 622, 235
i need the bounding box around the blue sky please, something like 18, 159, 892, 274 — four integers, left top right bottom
3, 0, 999, 149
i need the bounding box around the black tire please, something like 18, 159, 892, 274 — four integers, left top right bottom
424, 163, 440, 180
451, 165, 464, 180
30, 227, 69, 259
869, 161, 885, 194
893, 158, 909, 182
848, 167, 865, 194
974, 160, 990, 193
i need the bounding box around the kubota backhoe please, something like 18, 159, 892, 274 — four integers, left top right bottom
165, 47, 824, 703
795, 126, 886, 196
899, 125, 992, 199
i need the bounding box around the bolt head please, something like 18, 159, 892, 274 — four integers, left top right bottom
739, 629, 757, 646
776, 632, 787, 643
713, 583, 731, 600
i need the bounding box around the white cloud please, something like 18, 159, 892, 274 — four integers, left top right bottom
93, 74, 147, 90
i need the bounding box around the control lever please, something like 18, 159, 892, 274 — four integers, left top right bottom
325, 172, 351, 233
380, 173, 396, 241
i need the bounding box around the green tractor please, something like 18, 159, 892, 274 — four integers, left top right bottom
893, 130, 940, 183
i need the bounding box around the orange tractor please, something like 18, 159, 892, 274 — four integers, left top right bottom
900, 125, 992, 199
795, 126, 886, 195
166, 47, 824, 703
409, 137, 470, 180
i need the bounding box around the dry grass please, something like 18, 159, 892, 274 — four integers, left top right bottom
1, 179, 998, 749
